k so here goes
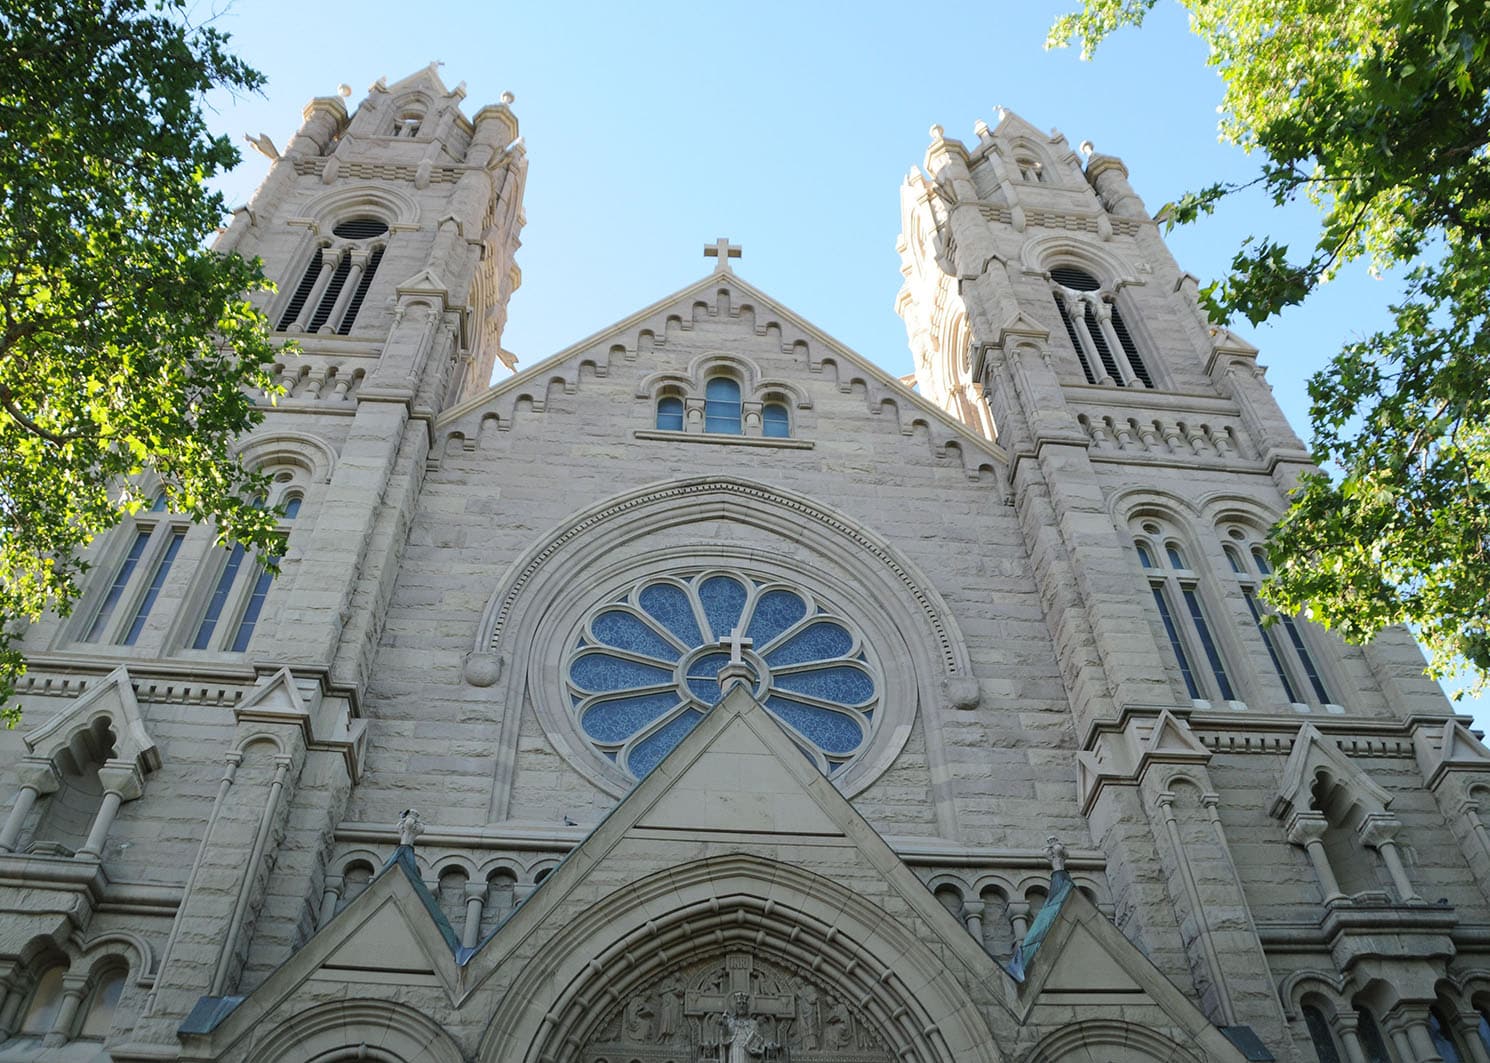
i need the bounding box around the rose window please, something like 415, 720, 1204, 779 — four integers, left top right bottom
566, 571, 879, 779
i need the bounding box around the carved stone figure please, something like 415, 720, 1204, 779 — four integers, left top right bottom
658, 982, 684, 1043
720, 993, 773, 1063
624, 997, 654, 1042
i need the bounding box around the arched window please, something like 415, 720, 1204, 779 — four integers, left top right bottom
79, 492, 186, 646
76, 967, 126, 1039
1014, 156, 1043, 183
189, 487, 301, 654
1222, 526, 1332, 707
761, 402, 790, 438
393, 109, 424, 137
19, 966, 67, 1037
1302, 1004, 1343, 1063
703, 377, 742, 434
1048, 266, 1152, 388
277, 217, 390, 335
1134, 520, 1234, 704
655, 395, 684, 432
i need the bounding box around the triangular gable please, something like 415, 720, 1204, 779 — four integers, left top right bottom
1009, 871, 1251, 1060
1415, 719, 1490, 789
25, 665, 158, 772
1271, 723, 1391, 820
178, 846, 465, 1042
435, 267, 1006, 473
1144, 709, 1211, 758
380, 62, 460, 102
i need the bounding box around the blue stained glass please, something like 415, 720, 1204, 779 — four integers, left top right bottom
745, 589, 808, 647
764, 621, 853, 667
685, 650, 732, 702
570, 653, 673, 693
638, 583, 702, 646
581, 691, 680, 743
656, 396, 684, 431
772, 665, 874, 705
627, 710, 704, 777
698, 575, 748, 640
765, 697, 864, 756
592, 610, 680, 661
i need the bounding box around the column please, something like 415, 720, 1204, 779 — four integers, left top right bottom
1008, 901, 1031, 948
1332, 1014, 1370, 1063
77, 762, 144, 861
0, 963, 25, 1037
42, 974, 88, 1047
1404, 1016, 1446, 1063
209, 755, 292, 996
961, 901, 985, 943
1091, 299, 1139, 386
317, 875, 344, 928
0, 761, 59, 852
317, 249, 368, 334
1359, 816, 1423, 903
287, 247, 339, 332
1454, 1010, 1490, 1063
1156, 793, 1236, 1023
1287, 812, 1346, 904
462, 882, 487, 949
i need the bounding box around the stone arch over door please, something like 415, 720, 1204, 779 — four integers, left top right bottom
476, 854, 1006, 1063
242, 1000, 463, 1063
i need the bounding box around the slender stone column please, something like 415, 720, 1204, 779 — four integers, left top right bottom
318, 249, 367, 333
317, 875, 344, 928
1404, 1017, 1446, 1063
961, 900, 985, 943
0, 965, 25, 1037
1455, 1010, 1490, 1063
77, 763, 144, 861
209, 755, 292, 996
0, 761, 59, 852
42, 975, 88, 1046
1332, 1015, 1369, 1063
1359, 816, 1422, 903
287, 247, 339, 332
1156, 793, 1236, 1024
1287, 812, 1346, 904
1008, 901, 1031, 947
1457, 799, 1490, 867
462, 882, 487, 949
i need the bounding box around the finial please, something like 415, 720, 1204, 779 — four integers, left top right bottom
1079, 139, 1095, 158
704, 237, 742, 272
1045, 835, 1068, 873
500, 91, 516, 105
337, 83, 352, 98
398, 808, 424, 847
243, 132, 279, 161
928, 123, 944, 140
973, 119, 991, 138
993, 105, 1009, 121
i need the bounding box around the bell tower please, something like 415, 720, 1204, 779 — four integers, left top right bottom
220, 63, 527, 409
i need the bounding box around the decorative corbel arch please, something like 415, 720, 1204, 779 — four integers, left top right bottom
297, 183, 422, 230
76, 931, 154, 986
24, 665, 158, 774
1278, 969, 1349, 1020
1020, 1019, 1204, 1063
1018, 234, 1137, 287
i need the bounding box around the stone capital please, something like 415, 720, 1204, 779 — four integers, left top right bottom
96, 761, 145, 802
1357, 813, 1402, 849
464, 881, 489, 902
14, 757, 61, 795
1286, 810, 1331, 846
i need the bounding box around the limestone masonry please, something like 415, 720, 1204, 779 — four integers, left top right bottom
2, 66, 1487, 1063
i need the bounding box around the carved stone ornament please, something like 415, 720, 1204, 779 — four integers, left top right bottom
583, 952, 892, 1063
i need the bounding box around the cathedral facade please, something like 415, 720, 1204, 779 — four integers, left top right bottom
3, 66, 1490, 1063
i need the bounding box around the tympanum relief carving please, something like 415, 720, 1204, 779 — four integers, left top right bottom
585, 952, 891, 1063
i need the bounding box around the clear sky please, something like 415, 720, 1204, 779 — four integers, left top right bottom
198, 0, 1487, 725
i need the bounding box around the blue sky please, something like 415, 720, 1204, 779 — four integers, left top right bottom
199, 0, 1485, 725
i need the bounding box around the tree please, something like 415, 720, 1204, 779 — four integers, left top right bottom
1048, 0, 1490, 694
0, 0, 285, 716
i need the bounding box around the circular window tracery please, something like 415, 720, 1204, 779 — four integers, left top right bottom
566, 570, 880, 780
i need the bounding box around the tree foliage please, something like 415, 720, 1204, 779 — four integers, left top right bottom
1048, 0, 1490, 693
0, 0, 285, 715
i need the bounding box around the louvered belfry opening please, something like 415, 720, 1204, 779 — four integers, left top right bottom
277, 217, 390, 334
1048, 265, 1152, 388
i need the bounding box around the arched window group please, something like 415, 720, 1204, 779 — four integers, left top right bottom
79, 492, 184, 647
9, 957, 128, 1046
1048, 266, 1153, 389
652, 373, 794, 440
69, 468, 309, 658
1298, 994, 1490, 1063
277, 217, 390, 336
1132, 513, 1338, 710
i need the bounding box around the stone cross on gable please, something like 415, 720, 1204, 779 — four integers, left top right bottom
719, 626, 753, 665
705, 238, 742, 273
684, 953, 795, 1022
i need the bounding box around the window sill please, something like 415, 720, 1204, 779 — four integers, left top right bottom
634, 430, 814, 450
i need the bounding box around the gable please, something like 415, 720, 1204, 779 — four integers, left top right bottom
434, 267, 1004, 482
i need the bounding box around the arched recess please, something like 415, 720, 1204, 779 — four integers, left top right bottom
1018, 234, 1137, 290
243, 999, 463, 1063
1020, 1019, 1204, 1063
297, 184, 422, 231
475, 854, 1005, 1063
470, 476, 975, 799
233, 430, 338, 485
